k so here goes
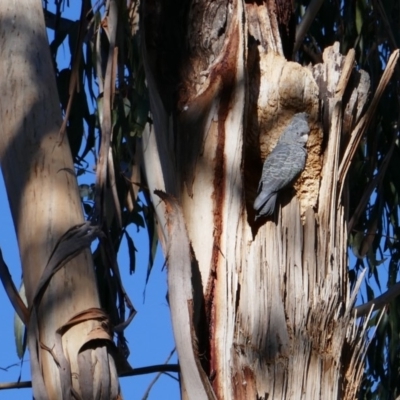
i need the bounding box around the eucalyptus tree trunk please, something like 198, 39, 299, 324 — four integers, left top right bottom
141, 0, 378, 399
0, 2, 120, 399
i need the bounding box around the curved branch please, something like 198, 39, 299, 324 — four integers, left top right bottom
354, 281, 400, 317
0, 364, 180, 391
293, 0, 325, 55
118, 363, 180, 378
0, 249, 28, 325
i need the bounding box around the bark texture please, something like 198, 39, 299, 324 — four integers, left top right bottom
140, 0, 378, 398
0, 2, 120, 399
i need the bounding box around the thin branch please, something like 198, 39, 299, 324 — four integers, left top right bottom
119, 363, 180, 378
141, 348, 177, 400
43, 9, 74, 32
0, 363, 19, 372
355, 281, 400, 317
0, 364, 181, 391
0, 381, 32, 390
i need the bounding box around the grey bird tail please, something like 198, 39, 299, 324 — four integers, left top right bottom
254, 191, 277, 219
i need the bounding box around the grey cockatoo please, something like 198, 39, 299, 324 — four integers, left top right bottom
254, 113, 310, 219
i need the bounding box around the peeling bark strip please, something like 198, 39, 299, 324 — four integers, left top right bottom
338, 49, 399, 190
32, 223, 101, 308
27, 223, 105, 400
94, 0, 119, 225
155, 190, 216, 400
